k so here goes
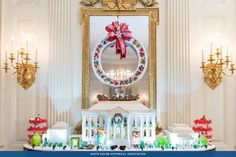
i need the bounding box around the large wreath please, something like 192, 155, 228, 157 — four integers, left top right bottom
113, 113, 123, 124
92, 37, 147, 87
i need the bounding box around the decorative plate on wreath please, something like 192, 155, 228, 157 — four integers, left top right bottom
113, 113, 123, 124
92, 21, 148, 87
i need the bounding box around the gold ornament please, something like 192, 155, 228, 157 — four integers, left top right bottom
17, 63, 36, 90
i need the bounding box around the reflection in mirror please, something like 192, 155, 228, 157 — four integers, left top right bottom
101, 43, 138, 81
90, 16, 149, 107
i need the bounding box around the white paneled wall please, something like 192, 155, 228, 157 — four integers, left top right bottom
0, 0, 236, 150
190, 0, 236, 148
0, 0, 49, 149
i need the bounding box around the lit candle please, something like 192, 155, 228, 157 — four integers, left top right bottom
231, 52, 233, 63
11, 36, 14, 52
202, 49, 204, 62
227, 45, 229, 56
17, 48, 19, 62
211, 42, 213, 55
26, 37, 29, 53
220, 45, 223, 59
35, 47, 38, 61
5, 47, 8, 62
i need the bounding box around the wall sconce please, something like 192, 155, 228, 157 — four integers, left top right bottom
2, 36, 39, 90
200, 43, 235, 89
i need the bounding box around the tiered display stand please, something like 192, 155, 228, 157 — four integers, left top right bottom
192, 115, 213, 140
27, 115, 48, 140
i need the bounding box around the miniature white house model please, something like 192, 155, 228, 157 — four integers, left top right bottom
81, 101, 156, 147
165, 124, 199, 147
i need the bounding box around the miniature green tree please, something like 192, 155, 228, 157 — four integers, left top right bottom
199, 135, 208, 147
31, 133, 42, 147
140, 141, 145, 150
155, 136, 169, 149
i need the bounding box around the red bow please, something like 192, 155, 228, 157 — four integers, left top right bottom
106, 21, 132, 59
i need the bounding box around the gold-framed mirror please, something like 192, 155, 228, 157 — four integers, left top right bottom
80, 8, 159, 109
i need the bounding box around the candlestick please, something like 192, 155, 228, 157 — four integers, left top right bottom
202, 49, 204, 62
11, 36, 14, 52
227, 45, 229, 56
5, 47, 8, 62
220, 46, 223, 59
211, 42, 213, 55
17, 49, 19, 62
26, 38, 29, 53
231, 52, 233, 63
35, 47, 38, 61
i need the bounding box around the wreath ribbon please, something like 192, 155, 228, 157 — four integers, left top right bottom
105, 21, 132, 59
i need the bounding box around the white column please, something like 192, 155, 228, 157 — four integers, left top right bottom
82, 115, 86, 140
121, 121, 124, 139
94, 116, 97, 138
152, 116, 155, 139
48, 0, 72, 127
166, 0, 190, 126
113, 124, 116, 140
140, 116, 143, 139
89, 116, 92, 140
106, 116, 110, 140
127, 116, 131, 145
146, 116, 148, 138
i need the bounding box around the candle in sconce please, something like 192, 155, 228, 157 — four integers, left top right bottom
5, 47, 8, 62
227, 45, 229, 57
26, 38, 29, 53
35, 47, 38, 61
210, 42, 213, 55
220, 46, 223, 59
17, 48, 19, 62
202, 49, 204, 62
231, 52, 233, 63
11, 36, 14, 52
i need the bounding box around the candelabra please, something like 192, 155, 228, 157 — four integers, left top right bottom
3, 40, 39, 90
200, 45, 235, 89
107, 67, 133, 80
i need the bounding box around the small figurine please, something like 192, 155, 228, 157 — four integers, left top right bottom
161, 145, 164, 151
132, 130, 141, 148
119, 145, 126, 151
52, 144, 56, 150
110, 145, 118, 150
63, 146, 67, 150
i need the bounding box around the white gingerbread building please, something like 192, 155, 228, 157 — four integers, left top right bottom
81, 101, 156, 147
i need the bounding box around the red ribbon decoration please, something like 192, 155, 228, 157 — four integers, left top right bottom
105, 21, 132, 59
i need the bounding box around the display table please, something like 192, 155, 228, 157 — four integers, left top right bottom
23, 144, 216, 151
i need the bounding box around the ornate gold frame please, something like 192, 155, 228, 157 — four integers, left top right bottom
80, 8, 159, 109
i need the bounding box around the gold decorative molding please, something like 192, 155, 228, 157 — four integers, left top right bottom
80, 8, 159, 109
80, 0, 158, 10
102, 0, 137, 11
17, 63, 36, 90
203, 64, 222, 89
140, 0, 157, 7
80, 9, 89, 25
80, 0, 99, 6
